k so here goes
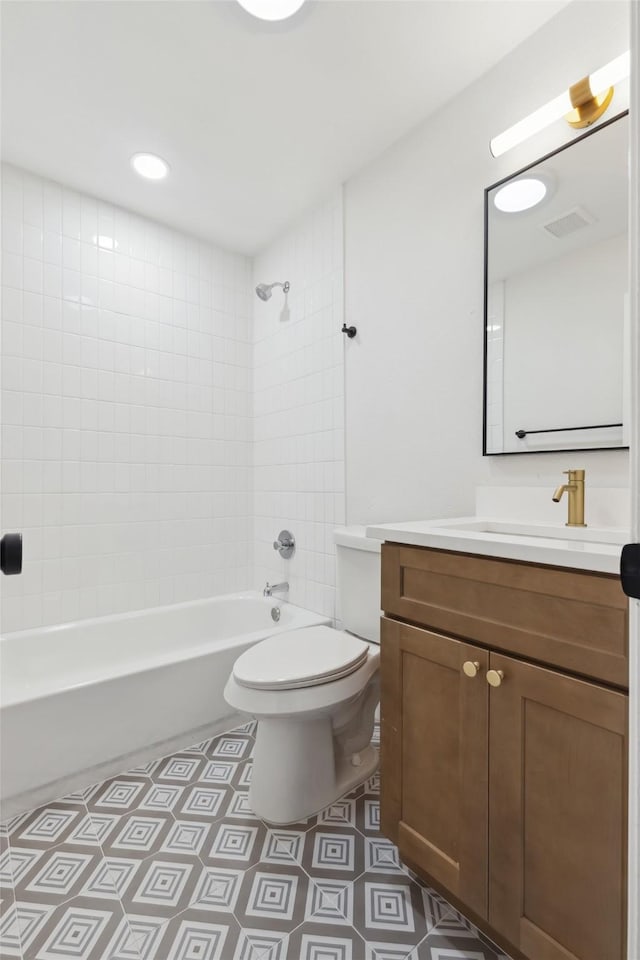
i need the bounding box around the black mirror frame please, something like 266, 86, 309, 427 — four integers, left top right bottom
482, 109, 629, 457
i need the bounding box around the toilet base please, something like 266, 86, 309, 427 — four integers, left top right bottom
249, 716, 378, 825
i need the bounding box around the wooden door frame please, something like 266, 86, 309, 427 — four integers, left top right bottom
628, 4, 639, 957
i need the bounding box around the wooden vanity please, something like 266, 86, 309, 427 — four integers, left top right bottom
380, 543, 628, 960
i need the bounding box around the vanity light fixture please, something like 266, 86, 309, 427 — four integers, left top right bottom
493, 177, 547, 213
130, 152, 170, 180
237, 0, 305, 21
490, 50, 630, 158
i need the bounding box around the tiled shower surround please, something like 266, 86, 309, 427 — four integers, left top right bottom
1, 164, 253, 633
0, 722, 509, 960
253, 191, 345, 621
0, 166, 345, 632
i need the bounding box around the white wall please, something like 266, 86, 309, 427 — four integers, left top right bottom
252, 190, 345, 621
345, 0, 630, 526
1, 165, 252, 632
501, 233, 627, 452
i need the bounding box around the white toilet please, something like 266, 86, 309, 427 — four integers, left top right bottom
224, 526, 382, 824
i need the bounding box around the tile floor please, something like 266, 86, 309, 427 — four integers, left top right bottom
0, 721, 510, 960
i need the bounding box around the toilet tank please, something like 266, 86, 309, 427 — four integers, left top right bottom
334, 526, 383, 643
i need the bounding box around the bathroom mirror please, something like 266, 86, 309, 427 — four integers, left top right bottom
483, 111, 629, 455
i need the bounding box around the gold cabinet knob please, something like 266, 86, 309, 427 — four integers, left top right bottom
462, 661, 480, 678
487, 669, 504, 687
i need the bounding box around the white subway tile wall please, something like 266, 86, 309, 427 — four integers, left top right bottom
1, 165, 253, 632
252, 190, 345, 620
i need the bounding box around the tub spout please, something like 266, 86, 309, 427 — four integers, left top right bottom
263, 581, 289, 598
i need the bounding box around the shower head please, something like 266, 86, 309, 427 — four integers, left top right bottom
255, 281, 290, 301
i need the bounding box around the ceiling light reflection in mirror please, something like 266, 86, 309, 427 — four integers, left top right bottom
237, 0, 305, 21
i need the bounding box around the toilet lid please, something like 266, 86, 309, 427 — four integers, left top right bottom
233, 626, 370, 691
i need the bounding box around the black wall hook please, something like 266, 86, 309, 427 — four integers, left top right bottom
341, 324, 357, 339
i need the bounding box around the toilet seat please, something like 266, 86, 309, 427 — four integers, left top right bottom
232, 626, 370, 691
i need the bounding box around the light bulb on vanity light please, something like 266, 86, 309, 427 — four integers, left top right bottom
490, 50, 630, 158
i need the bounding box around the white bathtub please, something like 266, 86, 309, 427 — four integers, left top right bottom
0, 593, 329, 818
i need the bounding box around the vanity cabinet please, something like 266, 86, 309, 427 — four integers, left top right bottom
380, 544, 628, 960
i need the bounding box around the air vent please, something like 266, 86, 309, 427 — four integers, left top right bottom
542, 206, 595, 239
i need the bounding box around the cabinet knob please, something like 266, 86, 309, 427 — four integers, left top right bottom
487, 669, 504, 687
462, 660, 480, 678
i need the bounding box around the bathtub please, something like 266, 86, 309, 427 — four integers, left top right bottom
0, 593, 329, 818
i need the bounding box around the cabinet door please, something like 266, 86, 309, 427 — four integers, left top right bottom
488, 652, 627, 960
380, 617, 489, 917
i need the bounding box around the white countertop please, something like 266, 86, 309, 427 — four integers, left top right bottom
365, 517, 628, 575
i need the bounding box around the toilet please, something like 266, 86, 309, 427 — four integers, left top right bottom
224, 526, 382, 824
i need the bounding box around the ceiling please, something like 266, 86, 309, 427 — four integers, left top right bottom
2, 0, 568, 255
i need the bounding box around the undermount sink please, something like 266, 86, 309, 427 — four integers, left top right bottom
365, 516, 629, 574
428, 518, 629, 546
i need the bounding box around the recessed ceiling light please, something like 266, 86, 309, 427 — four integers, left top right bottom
130, 153, 170, 181
237, 0, 305, 21
493, 177, 547, 213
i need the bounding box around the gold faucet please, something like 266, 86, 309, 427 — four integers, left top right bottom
552, 469, 587, 527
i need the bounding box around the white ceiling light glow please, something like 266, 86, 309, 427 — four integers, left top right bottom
237, 0, 305, 21
130, 152, 170, 180
493, 178, 547, 213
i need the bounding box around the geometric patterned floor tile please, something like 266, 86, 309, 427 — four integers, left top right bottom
285, 923, 366, 960
121, 915, 167, 960
7, 803, 86, 850
161, 820, 213, 857
101, 916, 145, 960
236, 720, 257, 738
191, 867, 243, 913
260, 829, 306, 868
174, 785, 231, 823
351, 872, 445, 949
86, 777, 153, 815
355, 793, 380, 837
15, 848, 99, 904
20, 898, 128, 960
305, 878, 354, 926
302, 826, 364, 881
364, 838, 406, 875
2, 847, 44, 889
231, 926, 289, 959
200, 761, 236, 786
137, 784, 185, 814
225, 791, 258, 821
234, 863, 309, 933
413, 912, 510, 959
120, 855, 204, 922
66, 813, 115, 848
317, 799, 357, 829
234, 761, 253, 791
202, 820, 267, 870
151, 903, 242, 960
203, 734, 253, 763
1, 720, 514, 960
151, 754, 206, 786
0, 895, 24, 959
102, 811, 174, 860
5, 901, 53, 956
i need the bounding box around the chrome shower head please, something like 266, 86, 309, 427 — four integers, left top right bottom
255, 281, 290, 301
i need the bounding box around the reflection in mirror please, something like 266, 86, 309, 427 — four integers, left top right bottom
483, 112, 629, 455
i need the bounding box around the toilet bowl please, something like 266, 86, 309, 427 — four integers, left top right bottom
224, 526, 382, 824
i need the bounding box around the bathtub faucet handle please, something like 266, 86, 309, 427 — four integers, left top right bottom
273, 530, 295, 559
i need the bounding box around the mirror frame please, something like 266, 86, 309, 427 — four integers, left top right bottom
482, 109, 629, 457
